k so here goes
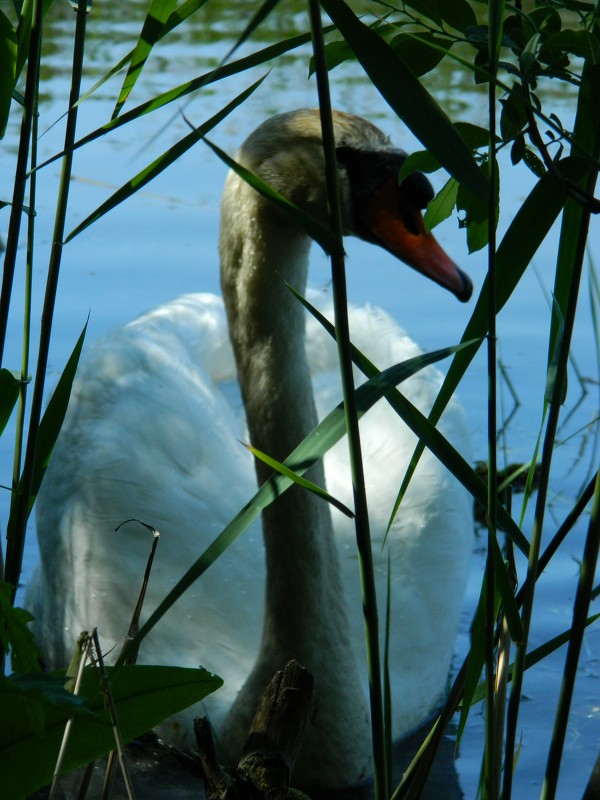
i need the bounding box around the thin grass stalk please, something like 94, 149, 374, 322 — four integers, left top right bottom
502, 52, 600, 800
0, 0, 43, 367
11, 34, 40, 525
485, 1, 504, 796
4, 0, 88, 596
308, 3, 386, 797
541, 470, 600, 799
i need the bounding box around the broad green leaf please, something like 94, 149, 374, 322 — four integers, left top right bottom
404, 0, 443, 26
424, 177, 458, 231
65, 80, 264, 243
320, 0, 488, 200
389, 32, 452, 76
112, 0, 178, 119
0, 9, 17, 139
120, 339, 472, 665
523, 148, 546, 178
0, 368, 20, 434
454, 121, 492, 150
437, 0, 478, 33
0, 582, 41, 673
0, 665, 221, 800
543, 29, 600, 62
397, 150, 440, 181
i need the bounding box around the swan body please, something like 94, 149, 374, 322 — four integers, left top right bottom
28, 110, 473, 788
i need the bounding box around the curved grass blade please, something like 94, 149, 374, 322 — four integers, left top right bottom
64, 79, 264, 243
222, 0, 282, 64
245, 442, 354, 518
204, 137, 339, 255
117, 340, 470, 666
391, 156, 590, 524
36, 29, 328, 174
320, 0, 488, 200
112, 0, 178, 119
0, 9, 17, 139
293, 289, 529, 554
15, 322, 86, 518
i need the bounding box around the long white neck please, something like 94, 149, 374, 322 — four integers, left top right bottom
218, 127, 373, 786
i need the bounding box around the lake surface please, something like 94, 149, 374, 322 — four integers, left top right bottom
1, 2, 598, 798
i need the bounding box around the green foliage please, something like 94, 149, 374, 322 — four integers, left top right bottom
0, 665, 222, 799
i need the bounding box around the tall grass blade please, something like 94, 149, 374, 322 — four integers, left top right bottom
0, 9, 16, 138
391, 156, 589, 525
0, 0, 43, 364
65, 79, 265, 243
37, 29, 323, 173
4, 0, 87, 595
112, 0, 178, 119
117, 341, 470, 666
294, 289, 528, 553
319, 0, 488, 200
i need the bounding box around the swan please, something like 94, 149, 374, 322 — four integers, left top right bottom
27, 109, 474, 789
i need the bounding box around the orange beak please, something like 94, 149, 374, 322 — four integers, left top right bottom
358, 176, 472, 303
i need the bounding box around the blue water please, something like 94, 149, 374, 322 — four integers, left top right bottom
1, 3, 598, 797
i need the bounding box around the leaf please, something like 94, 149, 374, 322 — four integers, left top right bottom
320, 0, 488, 200
112, 0, 179, 119
454, 121, 492, 150
245, 444, 354, 518
397, 150, 441, 181
36, 28, 324, 174
0, 582, 41, 673
293, 293, 530, 555
424, 177, 458, 231
204, 138, 339, 256
523, 147, 546, 178
0, 9, 17, 139
0, 665, 221, 800
65, 79, 264, 243
437, 0, 478, 34
0, 368, 20, 435
389, 32, 452, 77
395, 157, 590, 533
543, 29, 600, 63
27, 324, 87, 511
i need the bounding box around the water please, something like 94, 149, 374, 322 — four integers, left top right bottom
1, 2, 598, 797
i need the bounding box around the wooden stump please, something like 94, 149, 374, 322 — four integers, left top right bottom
195, 659, 314, 800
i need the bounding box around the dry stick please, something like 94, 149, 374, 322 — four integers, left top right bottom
101, 522, 160, 795
92, 630, 137, 800
48, 633, 94, 800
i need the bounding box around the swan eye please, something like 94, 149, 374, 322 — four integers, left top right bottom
336, 145, 433, 235
398, 171, 435, 210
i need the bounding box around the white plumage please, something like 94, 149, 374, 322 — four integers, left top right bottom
28, 109, 473, 789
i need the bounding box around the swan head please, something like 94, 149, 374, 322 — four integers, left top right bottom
225, 108, 472, 302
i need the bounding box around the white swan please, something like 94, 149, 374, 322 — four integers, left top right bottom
27, 109, 473, 789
